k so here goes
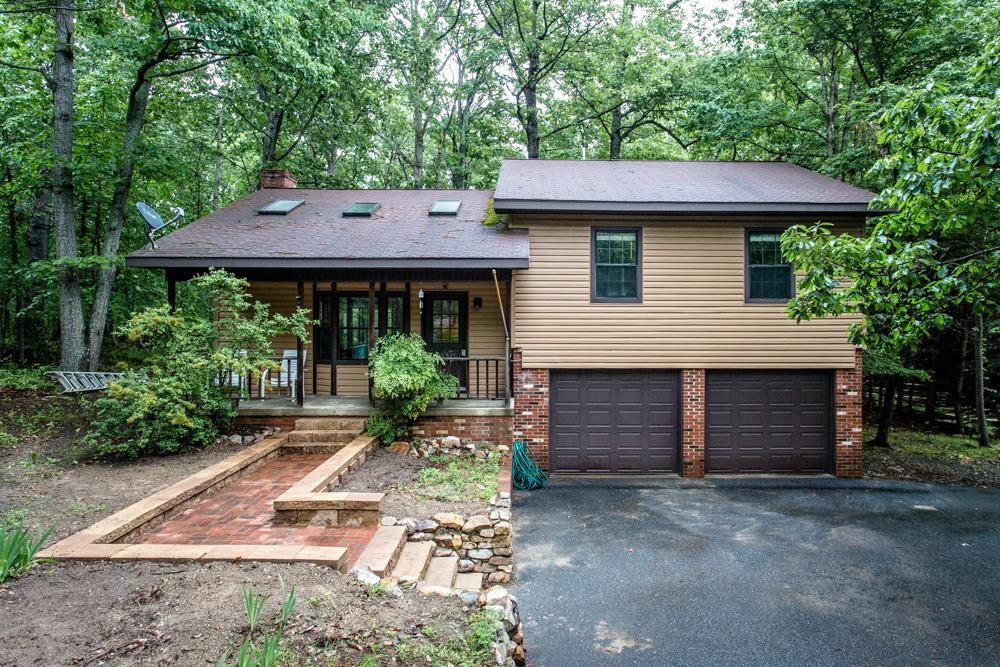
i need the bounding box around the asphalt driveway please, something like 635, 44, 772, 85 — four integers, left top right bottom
513, 478, 1000, 666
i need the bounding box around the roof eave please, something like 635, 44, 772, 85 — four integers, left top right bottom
125, 256, 530, 270
492, 199, 887, 216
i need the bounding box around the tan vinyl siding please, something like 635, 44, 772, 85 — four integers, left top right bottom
511, 219, 861, 369
248, 280, 507, 397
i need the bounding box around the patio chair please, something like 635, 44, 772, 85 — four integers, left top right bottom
270, 349, 306, 402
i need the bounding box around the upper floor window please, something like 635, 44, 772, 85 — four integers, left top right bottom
747, 230, 793, 302
592, 228, 641, 302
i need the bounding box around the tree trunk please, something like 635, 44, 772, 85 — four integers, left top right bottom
523, 37, 541, 159
261, 106, 283, 167
953, 320, 969, 435
212, 102, 223, 208
85, 77, 151, 370
53, 0, 84, 370
974, 313, 990, 447
412, 102, 425, 187
609, 105, 623, 159
868, 377, 898, 447
6, 198, 22, 362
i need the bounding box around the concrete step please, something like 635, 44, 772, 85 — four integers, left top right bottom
280, 441, 347, 454
452, 572, 484, 592
423, 555, 458, 589
295, 417, 367, 431
390, 541, 434, 584
354, 525, 406, 576
287, 429, 358, 443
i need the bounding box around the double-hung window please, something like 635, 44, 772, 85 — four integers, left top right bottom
592, 228, 641, 302
747, 230, 794, 302
315, 292, 406, 362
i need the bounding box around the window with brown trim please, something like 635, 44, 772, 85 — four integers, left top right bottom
592, 227, 642, 302
746, 230, 794, 302
315, 292, 406, 363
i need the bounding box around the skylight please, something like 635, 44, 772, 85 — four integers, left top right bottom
258, 199, 304, 215
429, 200, 461, 216
343, 202, 381, 217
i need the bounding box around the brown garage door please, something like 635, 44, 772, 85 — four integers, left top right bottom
706, 371, 832, 474
549, 370, 679, 473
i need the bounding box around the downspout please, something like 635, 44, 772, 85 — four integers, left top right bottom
492, 269, 511, 404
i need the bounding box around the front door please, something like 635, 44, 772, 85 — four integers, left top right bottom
422, 291, 468, 391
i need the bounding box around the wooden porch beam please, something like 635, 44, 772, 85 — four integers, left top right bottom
296, 280, 304, 408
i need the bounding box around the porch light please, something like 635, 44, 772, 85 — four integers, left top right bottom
473, 297, 483, 311
418, 289, 424, 314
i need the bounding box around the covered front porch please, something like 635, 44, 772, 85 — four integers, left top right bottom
168, 268, 515, 410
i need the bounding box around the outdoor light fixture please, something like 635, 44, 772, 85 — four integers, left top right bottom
473, 297, 483, 311
418, 289, 425, 314
442, 281, 448, 289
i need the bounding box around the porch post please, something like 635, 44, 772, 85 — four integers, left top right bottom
368, 281, 375, 407
330, 281, 337, 395
166, 274, 177, 313
505, 279, 512, 404
296, 280, 304, 408
311, 280, 317, 396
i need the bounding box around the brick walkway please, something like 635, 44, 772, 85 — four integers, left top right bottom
142, 453, 376, 566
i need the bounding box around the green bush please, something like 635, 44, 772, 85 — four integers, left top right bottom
365, 334, 458, 444
87, 269, 312, 459
0, 365, 57, 392
0, 520, 53, 583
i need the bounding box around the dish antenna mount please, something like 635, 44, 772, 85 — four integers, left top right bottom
137, 201, 184, 249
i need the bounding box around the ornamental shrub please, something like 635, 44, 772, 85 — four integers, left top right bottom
86, 269, 312, 459
365, 334, 458, 443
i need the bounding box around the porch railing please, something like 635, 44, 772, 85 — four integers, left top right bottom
442, 356, 510, 401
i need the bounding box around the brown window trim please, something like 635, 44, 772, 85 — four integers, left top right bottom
591, 226, 642, 303
745, 227, 795, 304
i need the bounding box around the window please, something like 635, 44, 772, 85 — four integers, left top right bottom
315, 292, 406, 362
431, 298, 461, 343
592, 228, 641, 302
747, 230, 793, 301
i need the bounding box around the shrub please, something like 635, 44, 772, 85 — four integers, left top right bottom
87, 269, 312, 459
0, 365, 57, 392
365, 334, 458, 444
0, 520, 53, 583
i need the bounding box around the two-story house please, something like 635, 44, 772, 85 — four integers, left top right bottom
127, 160, 878, 478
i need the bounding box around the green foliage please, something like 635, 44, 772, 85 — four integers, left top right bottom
365, 334, 458, 444
394, 609, 502, 666
865, 426, 1000, 463
864, 349, 931, 382
86, 269, 311, 459
0, 365, 57, 392
218, 583, 297, 667
0, 519, 53, 583
403, 454, 499, 502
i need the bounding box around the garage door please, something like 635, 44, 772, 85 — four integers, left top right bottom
549, 370, 679, 473
706, 371, 832, 474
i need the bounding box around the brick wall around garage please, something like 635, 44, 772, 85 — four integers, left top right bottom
511, 348, 550, 471
681, 369, 706, 478
834, 348, 864, 478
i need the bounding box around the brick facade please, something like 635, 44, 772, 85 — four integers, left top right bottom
410, 415, 511, 444
511, 348, 551, 470
834, 348, 864, 478
681, 369, 706, 477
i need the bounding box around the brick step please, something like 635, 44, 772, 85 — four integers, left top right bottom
422, 555, 458, 589
389, 541, 434, 584
280, 441, 347, 454
295, 417, 367, 431
354, 525, 407, 576
452, 572, 484, 592
286, 429, 358, 443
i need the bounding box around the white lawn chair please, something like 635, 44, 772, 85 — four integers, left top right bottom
270, 349, 306, 402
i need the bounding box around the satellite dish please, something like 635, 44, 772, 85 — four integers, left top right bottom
137, 201, 184, 249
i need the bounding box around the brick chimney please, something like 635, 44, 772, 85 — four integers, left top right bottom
260, 168, 297, 189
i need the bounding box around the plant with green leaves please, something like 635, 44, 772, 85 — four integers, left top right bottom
0, 519, 53, 583
218, 583, 297, 667
365, 333, 458, 444
86, 269, 312, 458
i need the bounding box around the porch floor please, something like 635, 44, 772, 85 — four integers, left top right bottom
237, 395, 512, 417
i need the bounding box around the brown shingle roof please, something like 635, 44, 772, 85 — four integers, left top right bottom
493, 159, 882, 215
127, 189, 528, 270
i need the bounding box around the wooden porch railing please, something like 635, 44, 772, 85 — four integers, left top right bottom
442, 356, 510, 401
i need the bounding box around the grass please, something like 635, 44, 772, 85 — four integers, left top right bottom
393, 609, 501, 666
401, 454, 499, 502
0, 519, 54, 583
866, 426, 1000, 463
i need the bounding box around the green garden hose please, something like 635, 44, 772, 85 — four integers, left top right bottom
512, 440, 549, 490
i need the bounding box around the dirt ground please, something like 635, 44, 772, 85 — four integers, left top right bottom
0, 560, 474, 666
863, 425, 1000, 488
337, 447, 492, 519
0, 390, 490, 666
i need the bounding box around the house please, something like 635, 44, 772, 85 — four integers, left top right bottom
127, 160, 880, 478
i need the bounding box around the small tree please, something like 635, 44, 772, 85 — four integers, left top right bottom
87, 269, 311, 458
365, 333, 459, 443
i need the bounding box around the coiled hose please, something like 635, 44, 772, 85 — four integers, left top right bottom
512, 440, 549, 490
